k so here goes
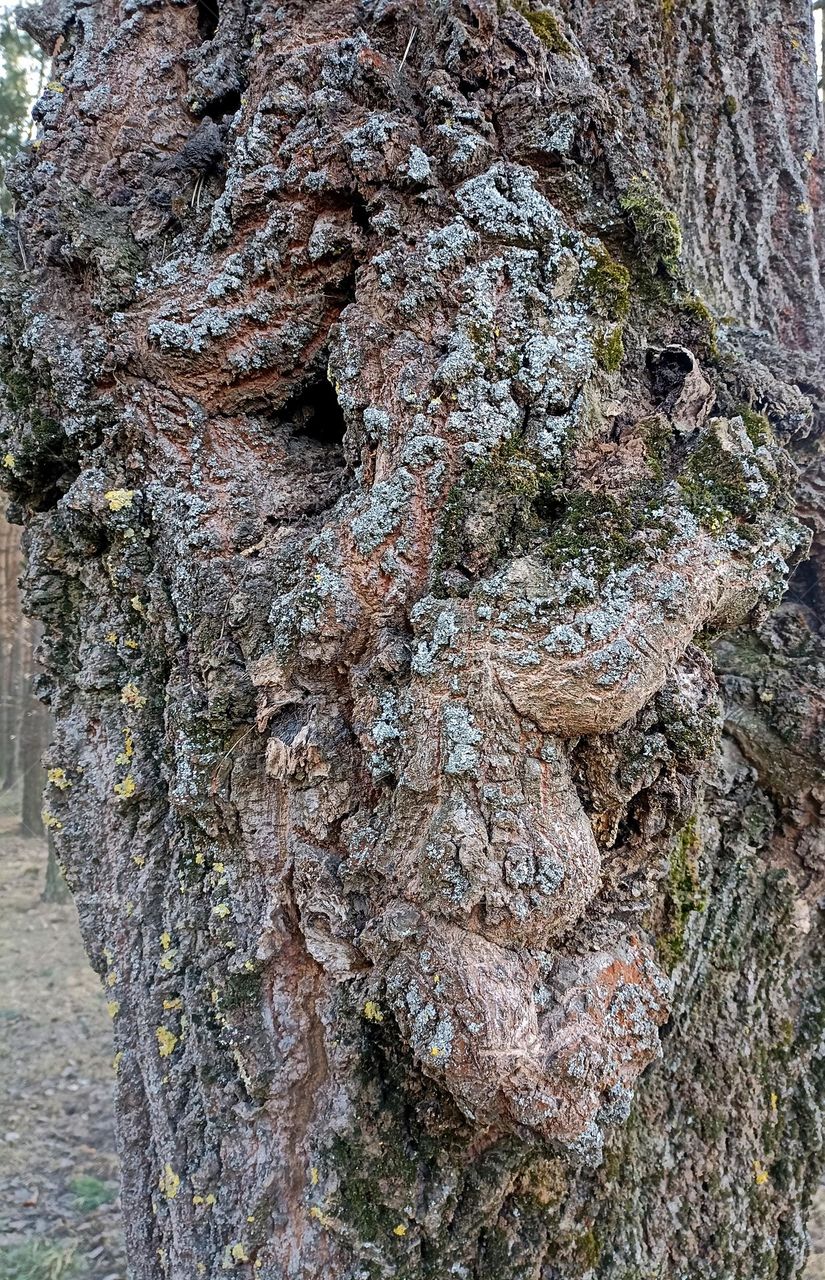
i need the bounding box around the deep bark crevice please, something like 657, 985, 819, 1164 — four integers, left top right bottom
285, 379, 348, 450
196, 0, 220, 40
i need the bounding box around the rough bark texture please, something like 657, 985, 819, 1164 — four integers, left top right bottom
2, 0, 825, 1277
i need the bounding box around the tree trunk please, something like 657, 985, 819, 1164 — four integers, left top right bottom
0, 511, 22, 790
0, 513, 14, 786
2, 1, 825, 1277
19, 614, 48, 837
43, 835, 71, 902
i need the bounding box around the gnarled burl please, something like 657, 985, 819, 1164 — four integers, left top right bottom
2, 0, 825, 1276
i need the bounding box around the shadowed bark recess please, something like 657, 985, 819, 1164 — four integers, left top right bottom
1, 0, 825, 1277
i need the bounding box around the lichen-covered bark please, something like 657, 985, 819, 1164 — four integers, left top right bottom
1, 0, 824, 1276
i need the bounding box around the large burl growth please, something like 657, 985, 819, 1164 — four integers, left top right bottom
2, 0, 825, 1276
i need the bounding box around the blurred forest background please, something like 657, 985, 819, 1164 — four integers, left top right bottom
0, 20, 125, 1280
0, 8, 47, 844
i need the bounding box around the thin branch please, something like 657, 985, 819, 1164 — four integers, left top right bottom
399, 27, 417, 70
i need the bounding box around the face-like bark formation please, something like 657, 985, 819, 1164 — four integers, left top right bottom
2, 0, 824, 1276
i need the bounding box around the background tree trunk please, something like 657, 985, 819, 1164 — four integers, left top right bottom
19, 614, 47, 837
0, 511, 22, 792
0, 512, 49, 835
2, 1, 825, 1278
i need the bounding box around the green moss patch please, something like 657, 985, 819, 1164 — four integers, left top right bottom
514, 3, 574, 55
658, 816, 706, 970
620, 178, 683, 276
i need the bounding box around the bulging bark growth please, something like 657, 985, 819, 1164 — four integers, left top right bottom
1, 0, 825, 1276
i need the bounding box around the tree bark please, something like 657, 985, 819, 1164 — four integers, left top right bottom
43, 835, 71, 900
2, 1, 825, 1277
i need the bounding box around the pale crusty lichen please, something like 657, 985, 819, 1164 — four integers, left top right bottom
158, 1164, 180, 1199
105, 488, 135, 511
120, 682, 147, 709
156, 1026, 178, 1058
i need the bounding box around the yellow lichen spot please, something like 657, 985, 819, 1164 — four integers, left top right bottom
221, 1242, 250, 1269
433, 974, 440, 986
47, 767, 71, 790
213, 862, 225, 873
192, 1194, 205, 1206
125, 637, 139, 650
2, 453, 14, 469
213, 902, 231, 919
210, 988, 219, 1005
393, 1223, 408, 1237
130, 595, 144, 614
126, 900, 135, 917
430, 1046, 441, 1057
121, 682, 147, 709
114, 775, 136, 799
243, 960, 255, 971
195, 852, 205, 866
105, 632, 118, 647
310, 1166, 319, 1187
197, 1266, 206, 1276
160, 931, 172, 951
363, 1000, 384, 1023
105, 488, 135, 512
115, 727, 134, 765
159, 951, 176, 972
205, 1193, 216, 1207
797, 201, 812, 214
770, 1091, 778, 1114
106, 999, 120, 1019
112, 1051, 123, 1073
159, 1163, 180, 1199
156, 1026, 178, 1058
163, 996, 182, 1011
753, 1160, 769, 1186
47, 79, 65, 92
132, 853, 146, 867
106, 970, 118, 987
41, 811, 63, 832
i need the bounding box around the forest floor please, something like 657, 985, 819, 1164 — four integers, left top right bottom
0, 801, 824, 1280
0, 805, 125, 1280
